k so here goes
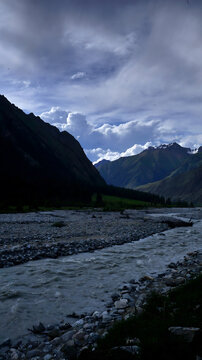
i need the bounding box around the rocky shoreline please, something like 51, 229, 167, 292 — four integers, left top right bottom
0, 210, 169, 268
0, 250, 201, 360
0, 209, 192, 268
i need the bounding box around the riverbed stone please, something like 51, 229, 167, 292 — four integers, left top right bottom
72, 319, 84, 327
83, 323, 94, 331
168, 327, 200, 342
121, 293, 135, 302
114, 299, 128, 309
73, 331, 85, 341
10, 348, 20, 360
61, 330, 75, 342
50, 337, 62, 346
165, 277, 185, 287
26, 349, 42, 358
43, 354, 52, 360
92, 311, 100, 319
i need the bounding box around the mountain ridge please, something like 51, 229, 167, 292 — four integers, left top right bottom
95, 142, 202, 204
95, 142, 191, 188
137, 150, 202, 204
0, 95, 105, 206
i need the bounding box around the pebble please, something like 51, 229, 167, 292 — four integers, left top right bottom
72, 319, 84, 327
0, 210, 172, 268
10, 348, 20, 360
43, 355, 52, 360
92, 311, 100, 319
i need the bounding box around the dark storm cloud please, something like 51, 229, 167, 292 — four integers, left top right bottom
1, 0, 202, 161
0, 0, 136, 77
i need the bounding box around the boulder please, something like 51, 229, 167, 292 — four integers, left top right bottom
168, 327, 200, 343
61, 330, 75, 342
165, 277, 185, 287
114, 299, 128, 309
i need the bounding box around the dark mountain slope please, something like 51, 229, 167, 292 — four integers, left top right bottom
137, 150, 202, 204
0, 95, 105, 205
95, 143, 190, 188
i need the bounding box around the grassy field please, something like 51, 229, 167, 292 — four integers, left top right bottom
0, 194, 152, 213
0, 193, 193, 213
92, 194, 151, 210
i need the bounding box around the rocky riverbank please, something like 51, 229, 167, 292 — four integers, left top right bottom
0, 209, 176, 268
0, 250, 201, 360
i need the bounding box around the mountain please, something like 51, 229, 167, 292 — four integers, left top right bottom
95, 143, 191, 189
137, 150, 202, 204
0, 95, 105, 206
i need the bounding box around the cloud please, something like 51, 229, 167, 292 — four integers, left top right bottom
71, 72, 86, 80
40, 107, 69, 124
40, 106, 160, 161
40, 104, 201, 162
86, 142, 153, 163
179, 134, 202, 151
63, 112, 91, 138
43, 107, 159, 151
0, 0, 202, 158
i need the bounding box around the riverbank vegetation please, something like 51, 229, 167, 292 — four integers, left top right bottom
79, 274, 202, 360
0, 185, 193, 214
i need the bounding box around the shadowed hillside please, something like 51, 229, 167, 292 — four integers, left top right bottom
0, 95, 105, 207
137, 149, 202, 205
95, 143, 191, 188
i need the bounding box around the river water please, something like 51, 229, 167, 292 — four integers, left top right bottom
0, 209, 201, 342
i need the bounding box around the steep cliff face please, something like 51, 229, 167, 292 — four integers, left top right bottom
0, 95, 105, 205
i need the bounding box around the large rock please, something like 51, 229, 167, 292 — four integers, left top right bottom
61, 330, 75, 342
114, 299, 128, 309
168, 327, 200, 343
165, 277, 185, 287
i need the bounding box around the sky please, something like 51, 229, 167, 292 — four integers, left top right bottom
1, 0, 202, 163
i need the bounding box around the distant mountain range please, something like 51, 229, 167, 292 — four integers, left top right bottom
0, 95, 105, 206
95, 143, 202, 204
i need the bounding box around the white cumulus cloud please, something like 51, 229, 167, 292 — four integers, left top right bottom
62, 112, 91, 138
86, 142, 152, 163
39, 105, 201, 163
40, 107, 69, 124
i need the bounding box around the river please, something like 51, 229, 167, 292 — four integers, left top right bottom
0, 208, 201, 342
